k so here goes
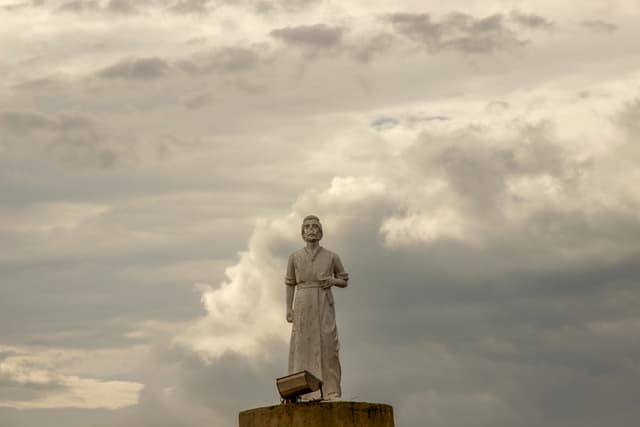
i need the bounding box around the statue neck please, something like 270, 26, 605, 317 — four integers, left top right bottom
305, 241, 320, 251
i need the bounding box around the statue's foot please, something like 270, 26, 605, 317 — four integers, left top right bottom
323, 393, 341, 402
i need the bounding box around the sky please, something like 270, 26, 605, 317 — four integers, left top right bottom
1, 0, 639, 426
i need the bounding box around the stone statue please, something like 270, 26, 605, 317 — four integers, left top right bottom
285, 215, 349, 401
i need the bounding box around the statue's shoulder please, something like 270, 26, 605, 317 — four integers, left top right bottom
289, 248, 307, 259
319, 247, 341, 260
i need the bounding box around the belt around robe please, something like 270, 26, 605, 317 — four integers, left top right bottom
296, 280, 326, 289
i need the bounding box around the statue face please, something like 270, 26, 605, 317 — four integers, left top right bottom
302, 218, 322, 242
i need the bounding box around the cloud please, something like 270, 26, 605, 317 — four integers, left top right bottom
56, 0, 140, 14
371, 116, 400, 130
96, 57, 171, 80
169, 0, 213, 15
269, 24, 395, 63
0, 110, 96, 138
175, 175, 389, 359
106, 0, 139, 14
57, 0, 101, 13
270, 24, 345, 51
509, 10, 554, 30
0, 110, 53, 133
2, 1, 34, 12
169, 92, 640, 426
349, 32, 395, 63
0, 346, 143, 409
177, 46, 264, 75
616, 97, 640, 137
486, 100, 510, 112
581, 20, 618, 34
183, 91, 215, 109
386, 12, 530, 54
174, 217, 296, 359
0, 110, 121, 169
1, 2, 640, 427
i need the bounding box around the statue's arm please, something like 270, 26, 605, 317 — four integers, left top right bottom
322, 254, 349, 288
286, 285, 294, 323
285, 255, 296, 322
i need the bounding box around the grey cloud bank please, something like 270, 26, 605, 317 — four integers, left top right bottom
1, 1, 640, 427
386, 12, 531, 54
97, 57, 171, 80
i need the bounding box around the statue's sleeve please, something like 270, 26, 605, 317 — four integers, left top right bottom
285, 254, 297, 286
333, 254, 349, 282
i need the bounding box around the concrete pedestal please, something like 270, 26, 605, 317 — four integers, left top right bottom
239, 402, 394, 427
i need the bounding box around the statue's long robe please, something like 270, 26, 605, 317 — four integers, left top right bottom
285, 246, 348, 399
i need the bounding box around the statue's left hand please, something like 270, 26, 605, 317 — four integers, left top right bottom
319, 276, 332, 288
319, 276, 340, 288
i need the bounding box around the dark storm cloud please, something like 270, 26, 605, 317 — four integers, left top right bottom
386, 12, 530, 53
96, 57, 171, 80
581, 20, 618, 34
270, 24, 345, 50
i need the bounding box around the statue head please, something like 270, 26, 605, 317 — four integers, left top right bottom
301, 215, 323, 242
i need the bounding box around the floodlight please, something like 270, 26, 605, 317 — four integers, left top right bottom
276, 371, 322, 402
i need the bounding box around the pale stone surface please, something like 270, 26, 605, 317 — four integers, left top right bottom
285, 215, 349, 400
239, 402, 395, 427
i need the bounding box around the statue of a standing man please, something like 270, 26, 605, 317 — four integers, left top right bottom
285, 215, 349, 401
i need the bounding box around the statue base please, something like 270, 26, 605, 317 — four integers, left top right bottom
239, 401, 394, 427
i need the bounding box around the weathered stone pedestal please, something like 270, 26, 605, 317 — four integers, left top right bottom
239, 402, 394, 427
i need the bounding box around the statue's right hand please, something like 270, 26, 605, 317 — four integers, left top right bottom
286, 310, 293, 323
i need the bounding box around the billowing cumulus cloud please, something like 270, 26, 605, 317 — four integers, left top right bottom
169, 91, 640, 426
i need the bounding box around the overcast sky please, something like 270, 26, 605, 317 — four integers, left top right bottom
1, 1, 640, 426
